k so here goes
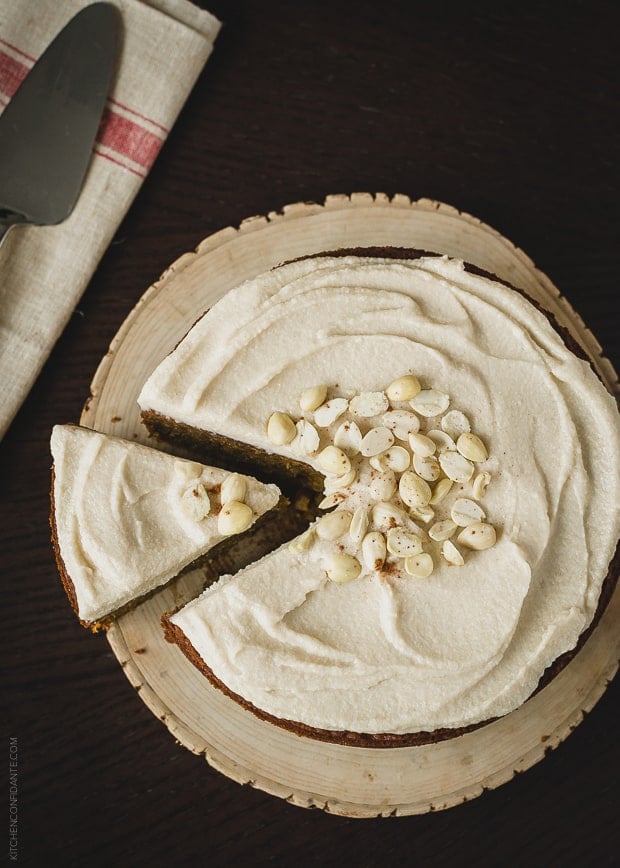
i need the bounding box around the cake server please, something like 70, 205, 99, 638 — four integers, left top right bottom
0, 3, 119, 247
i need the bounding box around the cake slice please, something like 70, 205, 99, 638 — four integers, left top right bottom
50, 424, 281, 629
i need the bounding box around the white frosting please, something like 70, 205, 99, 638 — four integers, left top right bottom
50, 425, 280, 623
141, 255, 620, 733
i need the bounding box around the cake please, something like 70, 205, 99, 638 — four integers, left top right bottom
49, 424, 281, 629
137, 251, 620, 745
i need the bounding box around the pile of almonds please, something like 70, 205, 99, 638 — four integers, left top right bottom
268, 374, 498, 583
183, 472, 256, 537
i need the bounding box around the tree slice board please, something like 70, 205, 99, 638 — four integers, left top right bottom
80, 194, 619, 817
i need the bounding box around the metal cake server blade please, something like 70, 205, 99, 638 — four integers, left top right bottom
0, 2, 119, 246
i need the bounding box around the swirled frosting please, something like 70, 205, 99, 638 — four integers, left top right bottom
141, 255, 620, 733
50, 425, 280, 624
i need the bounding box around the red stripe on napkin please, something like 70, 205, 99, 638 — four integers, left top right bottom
109, 98, 170, 134
0, 37, 36, 63
0, 48, 29, 98
97, 108, 164, 172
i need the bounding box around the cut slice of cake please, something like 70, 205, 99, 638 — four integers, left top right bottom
143, 251, 620, 743
50, 424, 281, 629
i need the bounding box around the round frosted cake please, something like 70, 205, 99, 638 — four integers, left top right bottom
129, 250, 620, 745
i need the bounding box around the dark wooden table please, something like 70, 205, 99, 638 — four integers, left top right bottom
3, 1, 619, 864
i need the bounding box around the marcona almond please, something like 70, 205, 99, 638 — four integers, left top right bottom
442, 539, 464, 566
408, 504, 435, 524
429, 519, 458, 541
220, 473, 246, 505
316, 510, 353, 540
291, 419, 320, 456
408, 432, 436, 457
369, 469, 397, 501
326, 553, 362, 583
457, 521, 497, 550
441, 410, 471, 440
456, 432, 488, 463
429, 477, 453, 505
267, 411, 296, 445
450, 498, 486, 527
323, 467, 357, 495
316, 445, 351, 476
386, 527, 423, 557
382, 445, 411, 472
217, 501, 254, 535
386, 374, 421, 402
382, 409, 420, 440
410, 389, 450, 417
289, 526, 315, 553
349, 506, 369, 545
333, 420, 363, 456
369, 453, 388, 471
371, 500, 406, 530
404, 552, 434, 578
314, 398, 349, 428
472, 471, 491, 501
300, 384, 328, 412
438, 450, 474, 483
399, 471, 432, 508
413, 453, 441, 482
350, 391, 389, 417
181, 482, 211, 520
362, 531, 387, 570
318, 493, 342, 510
426, 429, 456, 453
360, 426, 395, 457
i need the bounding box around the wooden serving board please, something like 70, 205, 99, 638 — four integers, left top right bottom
81, 194, 619, 817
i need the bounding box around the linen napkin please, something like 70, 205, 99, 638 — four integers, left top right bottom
0, 0, 220, 441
